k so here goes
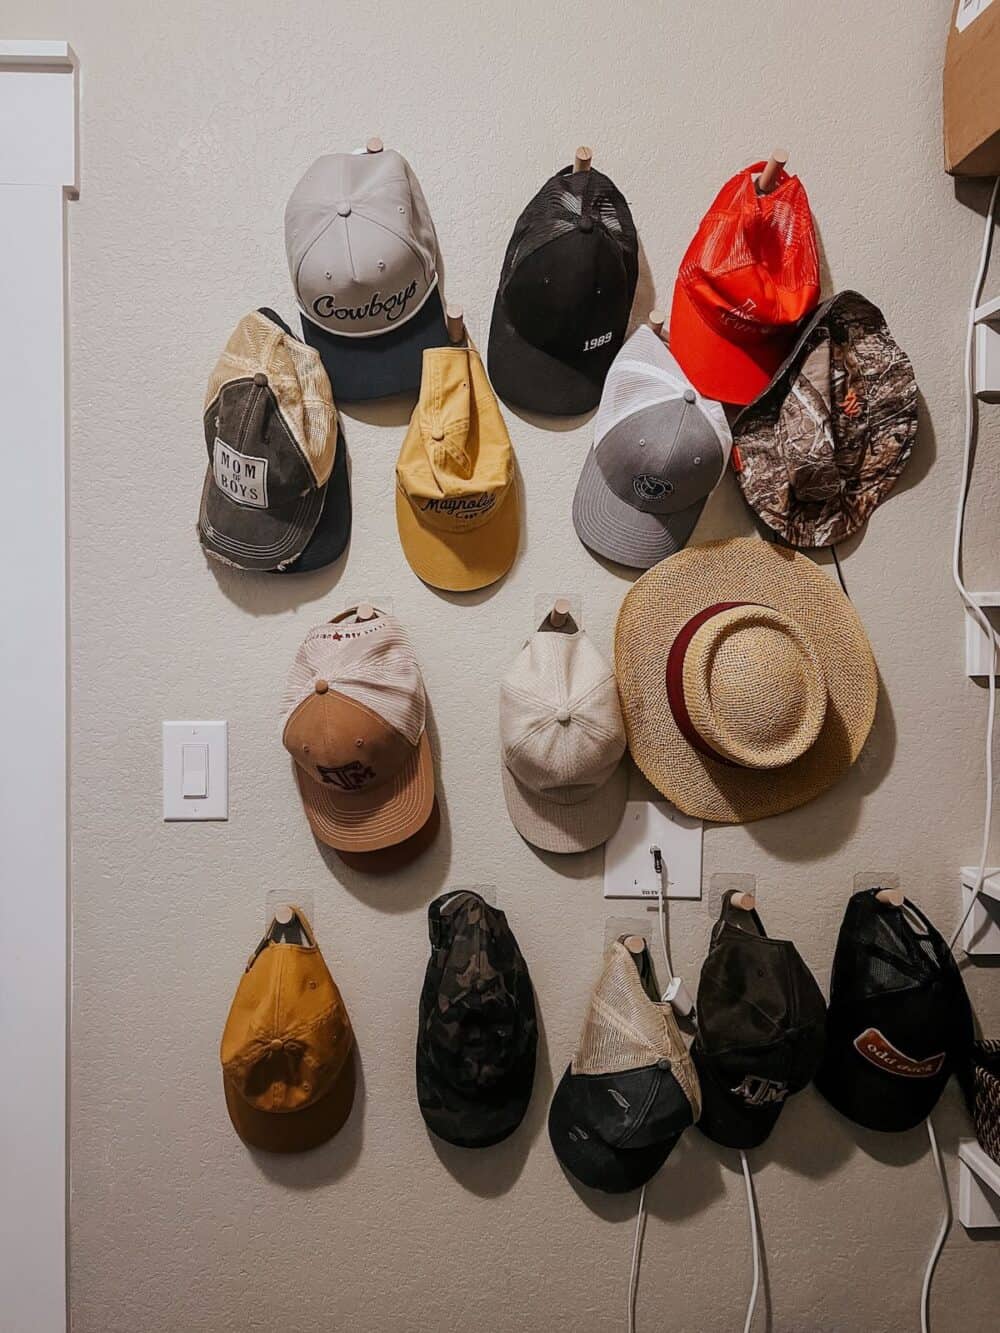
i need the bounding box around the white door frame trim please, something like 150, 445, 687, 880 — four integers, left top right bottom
0, 38, 78, 1333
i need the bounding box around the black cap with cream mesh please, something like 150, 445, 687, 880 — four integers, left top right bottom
548, 937, 700, 1193
488, 166, 638, 416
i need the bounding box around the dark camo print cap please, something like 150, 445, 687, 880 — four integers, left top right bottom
416, 890, 537, 1148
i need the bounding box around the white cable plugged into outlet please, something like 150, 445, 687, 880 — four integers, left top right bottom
922, 173, 999, 1333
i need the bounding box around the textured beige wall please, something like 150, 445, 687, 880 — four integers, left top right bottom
12, 0, 1000, 1328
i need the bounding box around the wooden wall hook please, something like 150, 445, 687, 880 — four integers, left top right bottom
274, 904, 294, 925
624, 934, 645, 956
445, 304, 465, 344
548, 598, 571, 628
649, 309, 667, 340
356, 602, 376, 622
574, 145, 593, 174
730, 892, 757, 911
755, 149, 788, 196
876, 887, 905, 907
365, 136, 384, 154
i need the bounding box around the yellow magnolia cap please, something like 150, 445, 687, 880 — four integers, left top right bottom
395, 346, 519, 590
220, 907, 355, 1153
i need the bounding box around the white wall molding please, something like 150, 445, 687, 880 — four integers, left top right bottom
0, 37, 77, 1333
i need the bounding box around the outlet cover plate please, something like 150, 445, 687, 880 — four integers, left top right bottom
604, 800, 702, 900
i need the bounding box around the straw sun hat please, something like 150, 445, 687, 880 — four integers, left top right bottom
614, 537, 878, 823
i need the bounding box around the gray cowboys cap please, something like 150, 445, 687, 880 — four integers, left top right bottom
284, 148, 447, 401
573, 325, 732, 569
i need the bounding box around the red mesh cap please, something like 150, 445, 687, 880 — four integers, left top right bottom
670, 163, 820, 406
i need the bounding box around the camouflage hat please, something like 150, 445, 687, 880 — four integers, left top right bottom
416, 891, 537, 1148
733, 291, 917, 548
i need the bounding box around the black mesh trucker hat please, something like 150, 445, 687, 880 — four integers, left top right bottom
487, 166, 638, 416
416, 891, 537, 1149
814, 889, 975, 1133
547, 938, 700, 1193
692, 892, 827, 1149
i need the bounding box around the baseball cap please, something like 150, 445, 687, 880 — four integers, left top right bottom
285, 148, 448, 401
692, 891, 827, 1149
281, 608, 435, 852
395, 346, 519, 590
499, 626, 628, 853
670, 161, 820, 406
815, 889, 975, 1133
220, 906, 355, 1153
572, 324, 732, 568
416, 890, 538, 1148
199, 309, 347, 572
548, 938, 701, 1193
488, 165, 638, 415
733, 290, 917, 548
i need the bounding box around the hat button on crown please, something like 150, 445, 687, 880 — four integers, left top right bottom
337, 201, 351, 217
577, 215, 594, 233
253, 372, 268, 387
557, 709, 572, 724
314, 679, 329, 695
432, 427, 445, 441
268, 1039, 283, 1053
684, 388, 696, 404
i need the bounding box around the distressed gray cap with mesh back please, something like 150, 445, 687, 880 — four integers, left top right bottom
573, 325, 732, 569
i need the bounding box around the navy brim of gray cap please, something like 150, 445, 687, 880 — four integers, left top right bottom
691, 1045, 785, 1150
547, 1065, 681, 1194
572, 447, 705, 570
198, 467, 324, 572
300, 288, 447, 403
501, 757, 628, 854
416, 1046, 537, 1149
487, 292, 616, 417
269, 425, 352, 575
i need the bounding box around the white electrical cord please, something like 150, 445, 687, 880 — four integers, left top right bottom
739, 1149, 762, 1333
917, 173, 1000, 1333
947, 172, 1000, 956
920, 1118, 953, 1333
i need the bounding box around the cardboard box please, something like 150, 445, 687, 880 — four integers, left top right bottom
944, 0, 1000, 176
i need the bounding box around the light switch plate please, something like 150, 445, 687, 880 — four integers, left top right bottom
604, 800, 702, 900
163, 721, 228, 821
960, 865, 1000, 954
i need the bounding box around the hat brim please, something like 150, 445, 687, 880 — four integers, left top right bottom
733, 291, 918, 549
300, 287, 447, 403
487, 291, 615, 416
334, 798, 441, 873
572, 447, 706, 569
691, 1045, 785, 1149
198, 468, 324, 571
223, 1048, 356, 1153
269, 425, 352, 575
395, 480, 520, 592
417, 1047, 537, 1149
547, 1065, 679, 1193
295, 730, 435, 852
614, 537, 878, 824
814, 1027, 950, 1134
501, 756, 628, 854
668, 279, 790, 408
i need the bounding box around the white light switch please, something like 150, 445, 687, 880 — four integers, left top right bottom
163, 721, 227, 820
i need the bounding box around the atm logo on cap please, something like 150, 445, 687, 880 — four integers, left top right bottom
312, 281, 418, 326
316, 760, 376, 792
730, 1074, 788, 1106
853, 1027, 946, 1079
